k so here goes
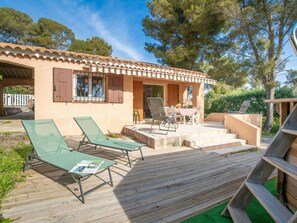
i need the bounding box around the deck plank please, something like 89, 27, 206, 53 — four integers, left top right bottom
1, 143, 264, 223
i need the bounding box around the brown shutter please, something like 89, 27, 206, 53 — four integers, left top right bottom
108, 74, 123, 103
53, 68, 73, 102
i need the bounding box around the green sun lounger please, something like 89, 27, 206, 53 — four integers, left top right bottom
74, 116, 145, 167
22, 119, 114, 203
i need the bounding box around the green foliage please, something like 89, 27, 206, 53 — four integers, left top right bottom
0, 219, 12, 223
207, 57, 249, 88
1, 132, 12, 137
29, 18, 75, 50
1, 121, 12, 124
143, 0, 297, 130
142, 0, 226, 70
205, 86, 294, 115
69, 37, 112, 56
286, 70, 297, 96
262, 117, 280, 136
107, 131, 120, 139
0, 143, 32, 205
4, 85, 33, 94
0, 7, 113, 55
0, 7, 33, 43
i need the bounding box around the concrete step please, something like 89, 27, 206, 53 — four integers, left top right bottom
207, 145, 256, 155
187, 133, 239, 143
184, 138, 246, 151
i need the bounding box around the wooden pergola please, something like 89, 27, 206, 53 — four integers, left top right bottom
0, 62, 34, 115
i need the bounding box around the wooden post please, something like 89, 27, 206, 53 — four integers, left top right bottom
0, 81, 3, 116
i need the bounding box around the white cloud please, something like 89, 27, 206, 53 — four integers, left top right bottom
48, 0, 144, 61
88, 12, 143, 61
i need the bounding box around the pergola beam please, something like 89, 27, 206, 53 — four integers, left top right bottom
2, 78, 34, 86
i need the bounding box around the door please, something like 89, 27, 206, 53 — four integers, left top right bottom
133, 81, 143, 121
167, 84, 179, 107
143, 85, 164, 118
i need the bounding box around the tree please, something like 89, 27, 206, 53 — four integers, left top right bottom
29, 18, 75, 50
142, 1, 249, 88
286, 69, 297, 95
219, 0, 297, 131
143, 0, 297, 131
142, 0, 226, 70
69, 37, 112, 56
0, 7, 33, 44
207, 57, 249, 88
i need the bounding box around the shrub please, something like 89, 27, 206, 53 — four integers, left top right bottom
205, 86, 293, 116
0, 143, 32, 205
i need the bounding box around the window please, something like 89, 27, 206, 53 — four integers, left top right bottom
53, 68, 123, 103
74, 71, 106, 102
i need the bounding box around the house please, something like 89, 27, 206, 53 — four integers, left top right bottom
0, 43, 215, 135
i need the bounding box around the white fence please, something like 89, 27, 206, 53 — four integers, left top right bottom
3, 94, 34, 107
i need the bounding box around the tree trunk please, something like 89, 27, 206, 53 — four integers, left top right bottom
263, 86, 275, 132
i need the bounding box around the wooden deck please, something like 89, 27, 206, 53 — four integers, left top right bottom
1, 139, 265, 223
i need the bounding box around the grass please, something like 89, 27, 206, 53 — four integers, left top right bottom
262, 117, 279, 137
228, 147, 260, 155
0, 142, 32, 222
1, 132, 12, 137
1, 121, 12, 124
182, 178, 277, 223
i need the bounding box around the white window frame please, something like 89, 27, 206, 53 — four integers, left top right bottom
73, 71, 106, 102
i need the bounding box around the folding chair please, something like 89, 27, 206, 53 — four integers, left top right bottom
74, 116, 145, 167
22, 119, 114, 203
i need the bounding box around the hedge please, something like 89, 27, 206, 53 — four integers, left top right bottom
205, 86, 294, 116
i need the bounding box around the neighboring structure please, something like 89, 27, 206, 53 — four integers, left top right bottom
0, 43, 215, 135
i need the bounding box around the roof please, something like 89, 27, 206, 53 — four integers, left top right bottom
0, 43, 216, 84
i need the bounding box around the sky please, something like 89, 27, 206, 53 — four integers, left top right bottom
1, 0, 297, 84
0, 0, 158, 63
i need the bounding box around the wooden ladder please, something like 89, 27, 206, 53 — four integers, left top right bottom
222, 105, 297, 223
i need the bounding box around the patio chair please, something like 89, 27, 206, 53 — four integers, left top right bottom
188, 107, 201, 125
73, 116, 145, 167
147, 97, 178, 134
22, 119, 114, 203
229, 100, 250, 114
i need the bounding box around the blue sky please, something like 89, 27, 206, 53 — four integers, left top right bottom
1, 0, 296, 84
0, 0, 158, 63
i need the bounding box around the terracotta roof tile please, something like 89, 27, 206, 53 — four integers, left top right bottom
0, 42, 208, 76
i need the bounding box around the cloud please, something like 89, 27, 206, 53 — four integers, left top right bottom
88, 12, 143, 61
0, 0, 148, 62
50, 0, 144, 61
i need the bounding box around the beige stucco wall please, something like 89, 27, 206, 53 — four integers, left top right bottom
224, 114, 261, 147
0, 54, 133, 135
205, 112, 262, 146
1, 54, 207, 135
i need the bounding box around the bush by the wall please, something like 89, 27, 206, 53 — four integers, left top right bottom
205, 86, 294, 116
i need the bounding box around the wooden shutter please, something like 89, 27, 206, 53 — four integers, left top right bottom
108, 74, 123, 103
53, 68, 73, 102
167, 84, 179, 106
133, 81, 144, 120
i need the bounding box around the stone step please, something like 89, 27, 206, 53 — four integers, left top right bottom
206, 145, 256, 155
184, 138, 246, 151
186, 133, 239, 142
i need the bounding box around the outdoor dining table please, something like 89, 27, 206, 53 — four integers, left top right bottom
176, 108, 199, 125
